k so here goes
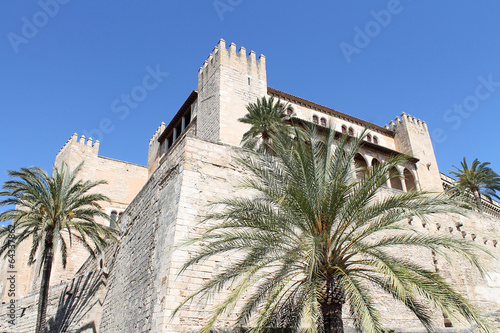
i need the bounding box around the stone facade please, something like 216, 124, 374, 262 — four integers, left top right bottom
1, 39, 499, 332
0, 134, 148, 305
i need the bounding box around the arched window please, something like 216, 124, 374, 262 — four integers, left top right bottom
354, 154, 368, 179
404, 168, 417, 191
389, 167, 403, 191
371, 158, 380, 168
373, 136, 379, 145
341, 125, 347, 134
320, 117, 327, 126
366, 134, 372, 142
348, 127, 354, 136
286, 107, 293, 115
312, 115, 319, 124
110, 211, 118, 228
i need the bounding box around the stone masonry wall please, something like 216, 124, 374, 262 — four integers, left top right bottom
0, 244, 117, 333
0, 133, 149, 302
99, 134, 500, 332
99, 133, 187, 332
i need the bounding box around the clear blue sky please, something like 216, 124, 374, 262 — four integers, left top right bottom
1, 1, 500, 209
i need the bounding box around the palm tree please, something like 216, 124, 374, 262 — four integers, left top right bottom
238, 96, 295, 153
175, 127, 492, 332
0, 163, 119, 333
448, 157, 500, 213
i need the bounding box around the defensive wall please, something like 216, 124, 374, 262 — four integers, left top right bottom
1, 39, 499, 332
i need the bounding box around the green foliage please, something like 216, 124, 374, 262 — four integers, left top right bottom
238, 96, 295, 153
447, 157, 500, 213
175, 126, 493, 332
0, 162, 119, 332
0, 163, 119, 262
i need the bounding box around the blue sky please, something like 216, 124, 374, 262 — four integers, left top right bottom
1, 1, 500, 210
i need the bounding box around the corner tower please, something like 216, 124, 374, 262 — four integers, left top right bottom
390, 113, 443, 192
197, 39, 267, 146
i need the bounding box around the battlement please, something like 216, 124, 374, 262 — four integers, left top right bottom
149, 122, 165, 146
56, 133, 100, 159
386, 112, 428, 131
198, 39, 266, 87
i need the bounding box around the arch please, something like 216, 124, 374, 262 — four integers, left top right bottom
373, 136, 379, 145
312, 115, 319, 124
341, 125, 347, 134
320, 117, 327, 126
366, 134, 372, 142
286, 107, 293, 115
354, 153, 368, 179
389, 167, 403, 190
371, 158, 380, 168
110, 211, 118, 228
348, 127, 354, 136
404, 168, 417, 191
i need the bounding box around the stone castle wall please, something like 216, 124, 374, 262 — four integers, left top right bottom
0, 133, 148, 302
0, 244, 117, 333
98, 135, 500, 331
2, 40, 500, 332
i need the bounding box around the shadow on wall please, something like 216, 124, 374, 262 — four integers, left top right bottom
46, 269, 107, 333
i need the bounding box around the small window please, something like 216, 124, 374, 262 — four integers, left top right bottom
366, 134, 372, 142
341, 125, 347, 134
354, 154, 368, 179
312, 115, 319, 124
348, 127, 354, 136
373, 136, 378, 145
248, 77, 251, 85
320, 117, 327, 126
110, 211, 118, 228
404, 169, 417, 191
118, 212, 123, 219
389, 168, 403, 191
286, 107, 293, 115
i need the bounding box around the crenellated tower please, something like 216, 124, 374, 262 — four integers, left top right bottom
197, 39, 267, 146
55, 133, 100, 177
390, 112, 443, 192
147, 122, 166, 176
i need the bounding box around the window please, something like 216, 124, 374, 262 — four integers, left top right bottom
404, 168, 417, 191
341, 125, 347, 134
354, 154, 368, 179
373, 136, 378, 145
312, 115, 319, 124
348, 127, 354, 136
110, 211, 118, 228
389, 167, 403, 190
366, 134, 372, 142
286, 107, 293, 115
320, 117, 326, 126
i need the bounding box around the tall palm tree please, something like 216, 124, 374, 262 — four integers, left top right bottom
448, 157, 500, 213
238, 96, 295, 153
175, 127, 492, 332
0, 163, 119, 333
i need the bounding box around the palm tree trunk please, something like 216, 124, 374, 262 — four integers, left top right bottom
321, 276, 345, 333
35, 230, 54, 333
322, 301, 344, 333
473, 190, 483, 213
